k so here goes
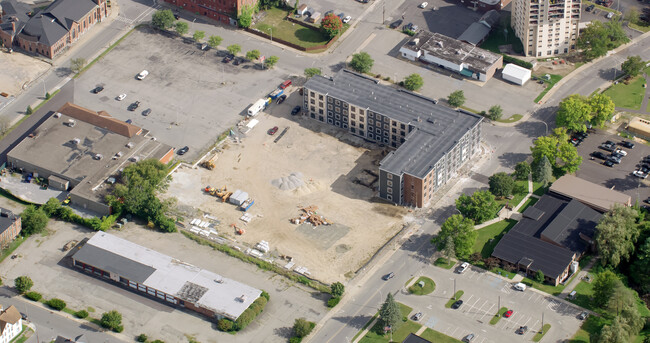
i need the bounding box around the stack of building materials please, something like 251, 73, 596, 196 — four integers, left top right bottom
255, 241, 270, 253
229, 190, 249, 206
295, 266, 311, 276
291, 205, 332, 226
246, 248, 263, 258
240, 213, 253, 223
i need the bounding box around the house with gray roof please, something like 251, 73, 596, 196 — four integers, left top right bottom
0, 0, 108, 58
302, 69, 482, 207
458, 10, 500, 46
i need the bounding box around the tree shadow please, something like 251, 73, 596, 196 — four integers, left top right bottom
55, 67, 72, 77
273, 326, 294, 339
497, 152, 530, 169
331, 314, 375, 330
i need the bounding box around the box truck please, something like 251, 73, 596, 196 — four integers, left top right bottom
248, 99, 267, 116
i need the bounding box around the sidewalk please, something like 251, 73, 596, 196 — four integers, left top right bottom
474, 174, 532, 229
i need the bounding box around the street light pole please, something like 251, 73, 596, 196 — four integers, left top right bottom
541, 120, 548, 135
453, 278, 457, 299
268, 28, 273, 42
191, 18, 196, 32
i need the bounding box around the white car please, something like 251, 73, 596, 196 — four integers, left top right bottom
419, 2, 428, 8
342, 15, 352, 23
116, 93, 127, 101
614, 148, 627, 156
606, 12, 614, 19
633, 170, 648, 179
136, 70, 149, 80
514, 282, 527, 291
457, 262, 470, 274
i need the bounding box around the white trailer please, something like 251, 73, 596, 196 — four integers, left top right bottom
248, 99, 267, 116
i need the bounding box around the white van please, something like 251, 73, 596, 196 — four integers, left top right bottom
247, 99, 267, 116
514, 282, 527, 291
137, 70, 149, 80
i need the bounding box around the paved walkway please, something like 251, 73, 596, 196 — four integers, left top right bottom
474, 174, 533, 229
558, 257, 597, 299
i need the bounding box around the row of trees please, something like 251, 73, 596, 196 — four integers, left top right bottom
577, 19, 629, 61
556, 94, 616, 133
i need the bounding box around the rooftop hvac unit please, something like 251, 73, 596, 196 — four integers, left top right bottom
71, 138, 80, 145
437, 41, 444, 48
53, 112, 62, 118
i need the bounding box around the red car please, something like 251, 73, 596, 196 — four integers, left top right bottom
504, 310, 513, 318
268, 126, 279, 135
280, 80, 292, 89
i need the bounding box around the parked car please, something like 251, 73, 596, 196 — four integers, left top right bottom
136, 70, 149, 80
620, 141, 635, 149
383, 272, 395, 280
91, 86, 104, 94
614, 148, 627, 156
291, 106, 302, 115
570, 137, 581, 146
20, 313, 27, 320
578, 311, 589, 320
606, 11, 614, 18
142, 108, 151, 116
177, 146, 189, 155
419, 2, 428, 8
604, 160, 615, 167
222, 55, 233, 63
390, 19, 403, 29
343, 15, 352, 23
233, 58, 241, 66
276, 95, 287, 104
126, 119, 133, 124
412, 312, 423, 321
514, 282, 527, 291
116, 93, 127, 101
600, 142, 615, 151
591, 151, 607, 160
516, 326, 528, 335
504, 310, 513, 318
268, 126, 279, 135
586, 4, 595, 11
456, 262, 470, 274
633, 170, 648, 179
337, 13, 345, 19
644, 197, 650, 204
405, 23, 419, 31
608, 155, 622, 164
462, 334, 475, 342
451, 300, 463, 309
280, 79, 292, 89
128, 101, 140, 111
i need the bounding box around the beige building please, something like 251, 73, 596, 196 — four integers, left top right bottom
511, 0, 581, 57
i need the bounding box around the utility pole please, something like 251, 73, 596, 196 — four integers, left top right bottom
382, 2, 385, 24
541, 312, 545, 334
453, 278, 457, 299
498, 295, 501, 310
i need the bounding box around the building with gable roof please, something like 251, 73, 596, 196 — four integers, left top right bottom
0, 305, 22, 343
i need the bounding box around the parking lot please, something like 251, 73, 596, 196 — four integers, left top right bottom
298, 0, 368, 24
575, 130, 650, 203
396, 265, 585, 343
73, 26, 290, 162
390, 0, 482, 38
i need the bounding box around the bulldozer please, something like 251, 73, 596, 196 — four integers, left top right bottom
200, 154, 219, 170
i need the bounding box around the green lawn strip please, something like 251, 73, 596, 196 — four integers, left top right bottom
533, 324, 551, 342
489, 307, 508, 325
491, 266, 516, 279
0, 236, 27, 263
630, 22, 650, 33
445, 291, 464, 308
458, 105, 479, 114
407, 277, 435, 295
252, 7, 334, 49
569, 315, 612, 343
603, 74, 646, 110
0, 88, 61, 142
434, 257, 455, 269
519, 197, 539, 212
74, 26, 137, 79
359, 303, 415, 343
496, 114, 523, 123
534, 74, 563, 103
33, 89, 60, 113
522, 270, 579, 296
473, 219, 518, 259
419, 328, 463, 343
351, 312, 379, 342
568, 281, 597, 311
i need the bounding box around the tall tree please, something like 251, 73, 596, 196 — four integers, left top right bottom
556, 94, 592, 133
14, 276, 33, 294
330, 282, 345, 297
487, 105, 503, 120
321, 14, 343, 39
630, 237, 650, 293
533, 155, 553, 185
447, 90, 466, 108
265, 55, 279, 69
403, 74, 424, 91
193, 30, 205, 42
597, 317, 632, 343
238, 5, 253, 28
589, 94, 616, 127
151, 9, 175, 30
379, 293, 401, 330
207, 35, 222, 48
488, 172, 515, 197
20, 205, 48, 235
621, 55, 645, 77
530, 136, 558, 167
70, 58, 86, 74
556, 142, 583, 174
227, 44, 241, 56
595, 205, 640, 268
174, 21, 189, 36
514, 161, 531, 181
442, 235, 456, 262
246, 49, 261, 60
593, 270, 621, 308
349, 52, 374, 73
432, 214, 477, 259
456, 191, 499, 224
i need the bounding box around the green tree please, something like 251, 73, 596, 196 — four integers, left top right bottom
320, 13, 343, 39
403, 73, 424, 91
630, 237, 650, 293
207, 35, 222, 48
100, 310, 123, 331
294, 0, 299, 13
304, 68, 322, 78
293, 318, 315, 338
593, 270, 621, 308
487, 105, 503, 120
25, 106, 33, 115
349, 52, 374, 74
589, 94, 616, 127
488, 172, 515, 197
217, 318, 233, 331
14, 276, 33, 294
596, 205, 640, 268
442, 234, 456, 262
238, 5, 254, 28
265, 55, 279, 69
530, 136, 558, 167
330, 282, 345, 297
42, 197, 62, 216
557, 142, 583, 174
20, 205, 48, 235
578, 20, 629, 61
533, 155, 553, 185
514, 161, 531, 181
556, 94, 592, 133
622, 55, 644, 77
227, 44, 241, 56
456, 191, 499, 224
70, 58, 87, 74
246, 49, 260, 60
625, 8, 640, 24
151, 9, 175, 30
598, 317, 632, 343
447, 90, 465, 108
534, 270, 545, 283
193, 30, 205, 42
433, 214, 477, 259
379, 293, 401, 330
174, 21, 189, 36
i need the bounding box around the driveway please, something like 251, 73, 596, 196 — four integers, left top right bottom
393, 0, 482, 38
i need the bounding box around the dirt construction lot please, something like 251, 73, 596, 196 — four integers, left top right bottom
0, 51, 50, 97
166, 94, 409, 283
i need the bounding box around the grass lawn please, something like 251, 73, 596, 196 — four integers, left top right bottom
569, 315, 612, 343
495, 179, 528, 210
519, 197, 538, 212
568, 281, 596, 311
534, 74, 563, 103
496, 114, 523, 123
445, 291, 464, 308
533, 181, 549, 196
359, 303, 414, 343
489, 307, 508, 325
479, 17, 523, 54
420, 328, 463, 343
473, 219, 518, 258
10, 325, 29, 343
630, 21, 650, 33
0, 236, 26, 264
533, 324, 551, 342
408, 276, 436, 295
603, 74, 646, 110
434, 257, 456, 269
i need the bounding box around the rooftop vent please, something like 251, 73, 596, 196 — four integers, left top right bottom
455, 49, 462, 55
437, 41, 444, 48
214, 278, 224, 284
414, 38, 420, 45
479, 53, 485, 59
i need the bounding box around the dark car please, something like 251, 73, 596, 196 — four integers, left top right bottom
222, 55, 233, 63
128, 101, 140, 111
591, 151, 607, 159
600, 143, 615, 152
644, 197, 650, 204
576, 131, 588, 139
412, 312, 423, 321
268, 126, 279, 135
578, 311, 589, 320
276, 94, 287, 104
390, 19, 403, 29
586, 4, 595, 11
462, 334, 475, 342
233, 58, 241, 66
174, 12, 180, 20
405, 23, 419, 31
91, 86, 104, 94
291, 106, 301, 115
451, 300, 463, 309
620, 141, 635, 149
383, 272, 395, 280
126, 119, 133, 124
516, 326, 528, 335
20, 313, 27, 320
142, 108, 151, 116
604, 160, 615, 167
178, 146, 189, 155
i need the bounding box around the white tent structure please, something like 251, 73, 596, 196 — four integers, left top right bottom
502, 64, 532, 85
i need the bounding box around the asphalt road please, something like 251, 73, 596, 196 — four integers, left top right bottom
0, 288, 123, 343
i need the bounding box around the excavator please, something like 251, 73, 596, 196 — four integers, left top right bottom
204, 185, 232, 202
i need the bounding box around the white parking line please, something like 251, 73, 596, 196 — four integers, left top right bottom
479, 303, 495, 321
449, 326, 459, 337
465, 297, 481, 315
474, 299, 490, 319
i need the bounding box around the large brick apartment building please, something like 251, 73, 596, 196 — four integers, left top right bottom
163, 0, 257, 25
303, 70, 483, 208
0, 0, 108, 59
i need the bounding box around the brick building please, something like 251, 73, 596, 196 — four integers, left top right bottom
163, 0, 257, 25
0, 208, 20, 247
302, 69, 483, 208
0, 0, 108, 59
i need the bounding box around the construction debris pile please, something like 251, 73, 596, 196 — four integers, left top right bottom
291, 205, 332, 226
271, 172, 304, 191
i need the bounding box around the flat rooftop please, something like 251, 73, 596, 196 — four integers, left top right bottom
400, 31, 501, 74
550, 175, 631, 212
304, 70, 482, 178
72, 232, 262, 320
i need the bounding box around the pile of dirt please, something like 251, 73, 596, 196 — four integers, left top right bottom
271, 172, 304, 190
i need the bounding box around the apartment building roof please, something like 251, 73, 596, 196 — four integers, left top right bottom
304, 69, 482, 178
400, 30, 501, 74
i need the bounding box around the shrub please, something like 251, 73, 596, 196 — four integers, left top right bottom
25, 291, 42, 301
297, 276, 310, 285
327, 296, 341, 308
330, 282, 345, 297
46, 298, 66, 311
234, 296, 267, 331
403, 29, 415, 36
75, 310, 89, 319
14, 276, 34, 294
289, 337, 302, 343
136, 334, 148, 342
114, 325, 124, 333
217, 318, 234, 332
261, 290, 270, 301
293, 318, 315, 338
26, 106, 33, 115
502, 55, 533, 69
100, 310, 123, 331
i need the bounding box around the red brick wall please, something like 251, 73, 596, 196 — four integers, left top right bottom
403, 174, 424, 208
159, 148, 175, 165
164, 0, 235, 23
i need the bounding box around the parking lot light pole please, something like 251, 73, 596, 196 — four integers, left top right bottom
453, 278, 457, 299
